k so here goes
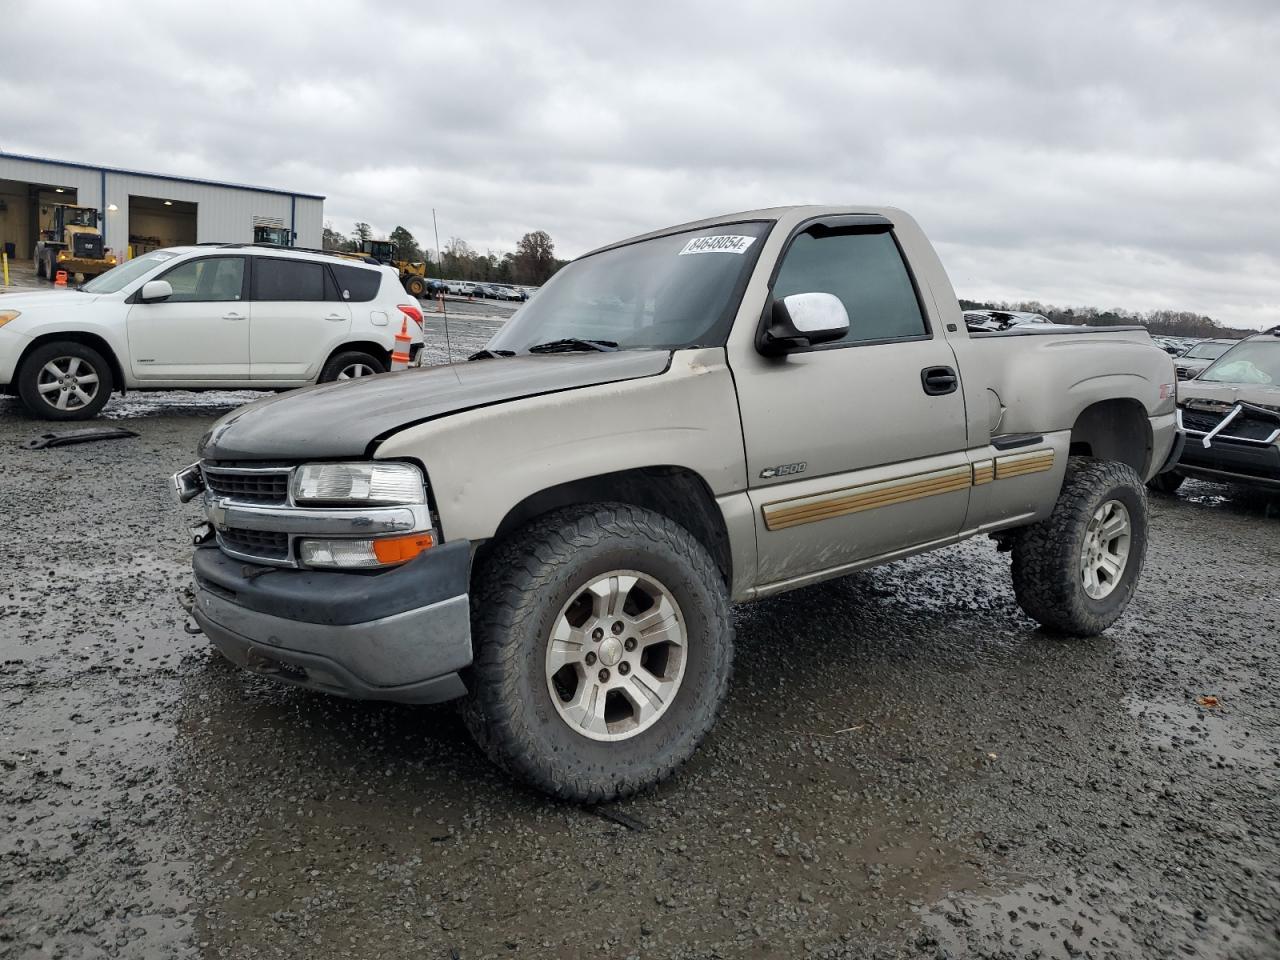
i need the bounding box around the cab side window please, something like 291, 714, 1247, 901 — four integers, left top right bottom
159, 257, 246, 303
772, 229, 927, 345
252, 259, 325, 301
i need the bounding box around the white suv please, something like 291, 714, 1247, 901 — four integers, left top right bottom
0, 245, 426, 420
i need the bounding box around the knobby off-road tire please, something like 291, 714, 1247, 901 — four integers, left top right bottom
462, 504, 733, 803
1011, 457, 1148, 637
1147, 471, 1185, 495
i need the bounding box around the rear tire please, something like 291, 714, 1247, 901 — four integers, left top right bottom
404, 276, 427, 297
16, 341, 114, 420
462, 504, 733, 803
1010, 457, 1148, 637
1147, 471, 1185, 494
317, 350, 386, 383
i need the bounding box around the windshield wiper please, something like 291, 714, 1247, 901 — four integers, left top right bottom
527, 338, 619, 354
467, 349, 516, 361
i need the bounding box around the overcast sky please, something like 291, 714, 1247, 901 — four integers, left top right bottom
4, 2, 1276, 327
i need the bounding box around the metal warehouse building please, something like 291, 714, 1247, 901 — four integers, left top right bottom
0, 151, 323, 264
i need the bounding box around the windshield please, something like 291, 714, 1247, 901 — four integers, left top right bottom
1198, 340, 1280, 385
1184, 341, 1233, 360
82, 251, 182, 294
486, 221, 772, 353
65, 207, 98, 228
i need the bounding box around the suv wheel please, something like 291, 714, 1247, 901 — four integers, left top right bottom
318, 350, 387, 383
1010, 457, 1148, 636
462, 504, 733, 802
16, 341, 114, 420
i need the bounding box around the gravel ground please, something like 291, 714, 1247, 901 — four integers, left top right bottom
1, 319, 1278, 959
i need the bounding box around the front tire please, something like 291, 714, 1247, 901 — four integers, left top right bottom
1010, 457, 1148, 636
16, 341, 114, 420
404, 276, 427, 297
462, 504, 733, 803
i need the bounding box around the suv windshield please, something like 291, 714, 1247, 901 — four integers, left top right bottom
1198, 339, 1280, 385
82, 251, 182, 294
486, 221, 772, 354
1184, 341, 1233, 360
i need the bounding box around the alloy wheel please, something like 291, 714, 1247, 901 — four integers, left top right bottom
1080, 499, 1131, 600
544, 570, 688, 742
36, 356, 100, 412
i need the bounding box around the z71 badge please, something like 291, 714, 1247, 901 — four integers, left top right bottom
759, 462, 807, 480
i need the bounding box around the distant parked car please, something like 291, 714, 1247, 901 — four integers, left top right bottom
491, 284, 526, 302
963, 309, 1051, 333
1175, 339, 1236, 381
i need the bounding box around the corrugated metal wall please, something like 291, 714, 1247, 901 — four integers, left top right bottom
0, 156, 323, 259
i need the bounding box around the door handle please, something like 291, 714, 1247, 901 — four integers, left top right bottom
222, 312, 245, 321
921, 365, 958, 396
324, 313, 346, 322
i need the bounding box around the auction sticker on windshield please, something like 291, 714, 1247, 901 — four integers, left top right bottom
678, 235, 757, 256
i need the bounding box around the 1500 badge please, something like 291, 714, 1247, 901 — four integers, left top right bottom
759, 461, 807, 479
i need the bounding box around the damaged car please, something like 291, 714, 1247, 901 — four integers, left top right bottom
1151, 326, 1280, 493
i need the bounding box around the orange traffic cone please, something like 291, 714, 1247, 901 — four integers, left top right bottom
435, 291, 444, 314
390, 318, 412, 371
54, 270, 68, 287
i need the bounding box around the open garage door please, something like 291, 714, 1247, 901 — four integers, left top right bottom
0, 178, 77, 265
128, 195, 196, 257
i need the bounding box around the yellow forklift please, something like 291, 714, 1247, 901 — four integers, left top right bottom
34, 202, 117, 282
354, 240, 433, 298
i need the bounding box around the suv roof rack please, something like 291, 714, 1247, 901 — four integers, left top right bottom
209, 242, 380, 265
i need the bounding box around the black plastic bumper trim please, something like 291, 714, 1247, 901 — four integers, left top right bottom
192, 539, 471, 626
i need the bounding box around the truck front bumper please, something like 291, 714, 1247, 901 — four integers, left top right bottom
190, 540, 473, 704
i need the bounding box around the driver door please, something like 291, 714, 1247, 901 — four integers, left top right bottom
732, 223, 971, 587
126, 256, 250, 381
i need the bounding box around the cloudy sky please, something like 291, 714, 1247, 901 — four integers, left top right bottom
4, 2, 1276, 327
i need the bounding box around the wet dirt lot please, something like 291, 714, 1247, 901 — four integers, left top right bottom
2, 318, 1278, 959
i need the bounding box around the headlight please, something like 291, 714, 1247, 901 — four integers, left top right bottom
293, 461, 425, 505
0, 310, 19, 328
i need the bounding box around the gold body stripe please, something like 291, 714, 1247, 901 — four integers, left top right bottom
994, 449, 1056, 480
762, 450, 1056, 531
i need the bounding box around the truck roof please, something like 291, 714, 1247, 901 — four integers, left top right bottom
581, 204, 905, 260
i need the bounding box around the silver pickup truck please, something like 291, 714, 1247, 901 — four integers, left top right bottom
174, 205, 1180, 801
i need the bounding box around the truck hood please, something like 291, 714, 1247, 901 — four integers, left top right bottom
1178, 379, 1280, 408
199, 350, 672, 460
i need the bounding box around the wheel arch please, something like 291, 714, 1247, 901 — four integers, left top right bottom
14, 331, 126, 395
324, 340, 391, 368
480, 465, 734, 589
1067, 398, 1153, 477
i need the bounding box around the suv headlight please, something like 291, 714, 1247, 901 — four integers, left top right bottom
293, 461, 425, 505
0, 310, 20, 329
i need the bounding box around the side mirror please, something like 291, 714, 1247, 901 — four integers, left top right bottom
759, 292, 849, 355
140, 279, 173, 303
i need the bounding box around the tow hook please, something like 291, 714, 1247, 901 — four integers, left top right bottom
178, 586, 202, 635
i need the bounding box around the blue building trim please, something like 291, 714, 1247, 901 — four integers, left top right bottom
290, 195, 296, 243
0, 150, 325, 201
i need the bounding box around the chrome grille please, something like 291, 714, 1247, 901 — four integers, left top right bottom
203, 466, 291, 504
